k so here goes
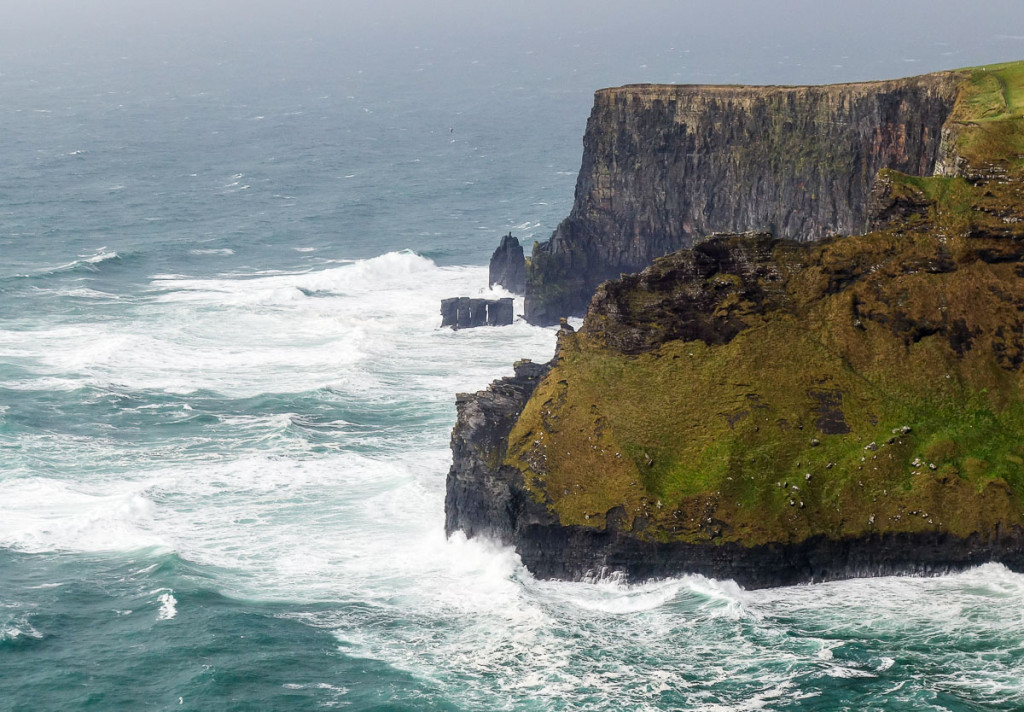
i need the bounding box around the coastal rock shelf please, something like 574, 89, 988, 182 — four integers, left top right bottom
448, 61, 1024, 587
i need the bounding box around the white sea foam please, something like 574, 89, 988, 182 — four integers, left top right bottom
155, 591, 177, 621
188, 248, 235, 256
0, 618, 43, 642
824, 665, 876, 679
2, 251, 554, 398
55, 287, 122, 300
512, 220, 540, 232
0, 478, 166, 553
38, 249, 120, 277
538, 575, 688, 614
82, 250, 119, 265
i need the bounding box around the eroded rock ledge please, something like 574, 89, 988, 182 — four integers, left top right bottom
444, 359, 551, 541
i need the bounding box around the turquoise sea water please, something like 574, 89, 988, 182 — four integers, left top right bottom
3, 9, 1024, 710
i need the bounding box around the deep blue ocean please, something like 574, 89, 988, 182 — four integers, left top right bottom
3, 4, 1024, 710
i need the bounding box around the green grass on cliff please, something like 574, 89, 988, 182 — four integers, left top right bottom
880, 165, 1024, 238
953, 61, 1024, 168
888, 173, 974, 213
508, 326, 1024, 546
505, 225, 1024, 547
962, 61, 1024, 120
503, 60, 1024, 548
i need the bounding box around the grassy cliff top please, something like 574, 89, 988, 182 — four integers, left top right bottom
600, 69, 964, 98
597, 60, 1022, 97
593, 70, 965, 114
947, 61, 1024, 170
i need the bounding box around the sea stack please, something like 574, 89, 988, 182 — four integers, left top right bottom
440, 297, 514, 329
488, 233, 526, 294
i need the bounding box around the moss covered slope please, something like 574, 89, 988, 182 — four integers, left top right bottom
508, 228, 1024, 547
503, 63, 1024, 550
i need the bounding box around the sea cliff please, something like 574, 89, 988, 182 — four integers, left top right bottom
448, 61, 1024, 587
526, 69, 970, 324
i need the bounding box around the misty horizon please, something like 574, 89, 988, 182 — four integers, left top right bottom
4, 1, 1024, 90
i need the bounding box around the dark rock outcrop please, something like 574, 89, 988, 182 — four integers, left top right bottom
440, 297, 514, 329
445, 359, 551, 540
526, 73, 965, 324
503, 518, 1024, 589
583, 231, 782, 354
488, 233, 526, 294
867, 169, 935, 231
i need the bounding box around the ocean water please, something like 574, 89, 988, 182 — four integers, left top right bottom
4, 8, 1024, 711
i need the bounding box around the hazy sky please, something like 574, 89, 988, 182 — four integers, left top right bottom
4, 0, 1024, 87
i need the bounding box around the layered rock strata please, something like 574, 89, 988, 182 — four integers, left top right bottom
526, 71, 965, 324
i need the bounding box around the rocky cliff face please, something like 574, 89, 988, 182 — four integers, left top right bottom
448, 62, 1024, 587
526, 72, 964, 324
444, 359, 551, 542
